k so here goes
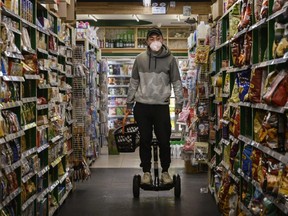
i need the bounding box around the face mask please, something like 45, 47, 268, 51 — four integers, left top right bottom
149, 41, 162, 52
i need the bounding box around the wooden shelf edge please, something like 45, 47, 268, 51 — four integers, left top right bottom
101, 48, 188, 54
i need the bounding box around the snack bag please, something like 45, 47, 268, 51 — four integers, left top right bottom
255, 0, 264, 22
258, 112, 278, 149
262, 70, 288, 107
247, 68, 264, 103
195, 45, 210, 64
242, 144, 253, 177
229, 79, 240, 103
237, 69, 251, 102
223, 73, 230, 94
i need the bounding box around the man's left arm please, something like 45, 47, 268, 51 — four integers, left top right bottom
170, 58, 184, 114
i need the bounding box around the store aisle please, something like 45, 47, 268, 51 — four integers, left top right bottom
90, 146, 184, 168
58, 169, 220, 216
58, 148, 220, 216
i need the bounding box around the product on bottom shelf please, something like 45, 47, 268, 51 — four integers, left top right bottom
72, 160, 91, 182
217, 174, 232, 215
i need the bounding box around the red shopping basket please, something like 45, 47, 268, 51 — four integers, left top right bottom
114, 111, 140, 152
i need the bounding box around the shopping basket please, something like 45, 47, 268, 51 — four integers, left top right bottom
114, 112, 140, 152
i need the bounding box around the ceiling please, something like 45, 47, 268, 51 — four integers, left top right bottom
76, 0, 211, 26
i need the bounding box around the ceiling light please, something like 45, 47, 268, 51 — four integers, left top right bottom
143, 0, 151, 7
89, 14, 98, 22
132, 14, 139, 22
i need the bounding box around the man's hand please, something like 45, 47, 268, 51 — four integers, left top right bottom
126, 108, 132, 115
175, 108, 181, 115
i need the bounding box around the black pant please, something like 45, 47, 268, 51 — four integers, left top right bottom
133, 102, 171, 173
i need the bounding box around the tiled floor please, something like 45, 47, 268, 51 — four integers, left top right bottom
90, 146, 184, 169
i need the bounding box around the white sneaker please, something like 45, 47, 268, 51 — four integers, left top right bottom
141, 172, 152, 185
161, 172, 173, 185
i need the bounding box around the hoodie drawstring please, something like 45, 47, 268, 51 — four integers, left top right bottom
148, 54, 157, 70
149, 54, 151, 69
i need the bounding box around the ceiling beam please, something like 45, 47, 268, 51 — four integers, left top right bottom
76, 2, 211, 15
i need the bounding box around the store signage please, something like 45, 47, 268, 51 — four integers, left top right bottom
183, 6, 191, 16
152, 2, 167, 14
170, 1, 176, 8
152, 6, 167, 14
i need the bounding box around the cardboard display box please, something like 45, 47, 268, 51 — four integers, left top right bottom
211, 0, 223, 21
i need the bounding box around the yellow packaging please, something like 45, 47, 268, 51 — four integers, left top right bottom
4, 0, 13, 11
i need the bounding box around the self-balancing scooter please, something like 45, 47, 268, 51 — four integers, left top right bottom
133, 139, 181, 198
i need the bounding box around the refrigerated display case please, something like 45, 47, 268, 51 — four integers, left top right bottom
107, 58, 135, 129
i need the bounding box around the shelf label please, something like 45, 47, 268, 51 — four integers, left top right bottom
4, 159, 22, 174
66, 149, 73, 156
51, 156, 62, 167
22, 147, 37, 158
37, 104, 49, 110
23, 122, 37, 131
22, 171, 36, 183
5, 130, 25, 142
37, 124, 49, 131
37, 188, 49, 202
2, 75, 25, 82
0, 138, 6, 145
238, 135, 251, 144
37, 144, 49, 153
0, 188, 21, 210
21, 194, 37, 211
59, 173, 68, 184
38, 165, 50, 177
249, 18, 266, 31
239, 102, 251, 107
222, 139, 230, 146
50, 135, 62, 143
49, 180, 60, 192
24, 74, 40, 80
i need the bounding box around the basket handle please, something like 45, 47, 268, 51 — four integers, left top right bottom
122, 110, 130, 134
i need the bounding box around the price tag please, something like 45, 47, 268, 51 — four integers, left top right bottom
266, 148, 273, 156
285, 202, 288, 211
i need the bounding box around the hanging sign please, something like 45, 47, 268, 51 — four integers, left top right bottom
183, 6, 191, 16
152, 2, 167, 14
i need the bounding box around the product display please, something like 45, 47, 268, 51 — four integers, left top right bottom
72, 33, 102, 178
208, 0, 288, 215
0, 1, 78, 216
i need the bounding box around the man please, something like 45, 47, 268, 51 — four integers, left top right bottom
126, 27, 184, 185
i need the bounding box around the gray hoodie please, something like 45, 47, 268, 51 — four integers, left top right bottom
127, 44, 184, 110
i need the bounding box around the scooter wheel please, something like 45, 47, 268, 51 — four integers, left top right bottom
173, 174, 181, 198
133, 175, 140, 198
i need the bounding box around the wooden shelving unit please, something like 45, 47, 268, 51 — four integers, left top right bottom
97, 26, 190, 54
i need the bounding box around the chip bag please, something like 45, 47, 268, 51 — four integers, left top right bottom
247, 68, 264, 103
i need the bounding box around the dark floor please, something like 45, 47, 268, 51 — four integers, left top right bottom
58, 168, 221, 216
